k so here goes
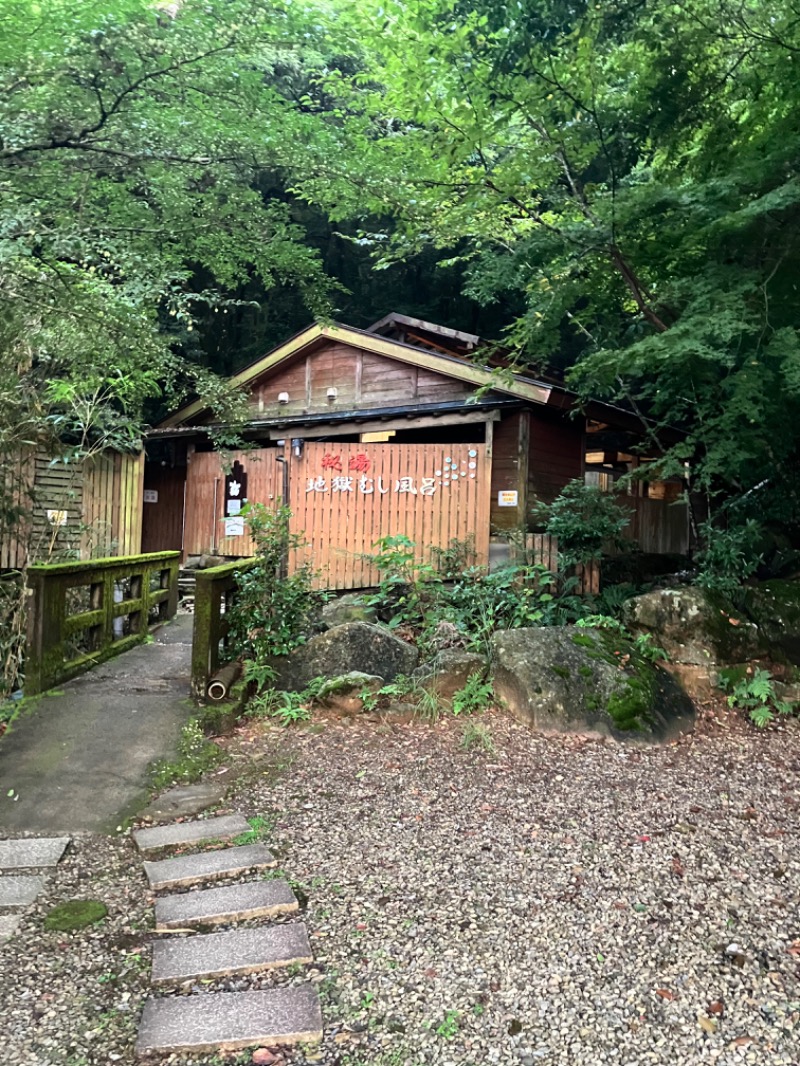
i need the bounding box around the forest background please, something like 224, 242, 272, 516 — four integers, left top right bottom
2, 0, 800, 581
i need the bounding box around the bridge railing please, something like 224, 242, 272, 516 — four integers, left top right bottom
25, 551, 180, 695
191, 558, 257, 700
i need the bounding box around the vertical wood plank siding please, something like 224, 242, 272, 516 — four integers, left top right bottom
528, 411, 585, 510
141, 465, 187, 553
288, 442, 491, 589
183, 449, 282, 558
1, 450, 144, 568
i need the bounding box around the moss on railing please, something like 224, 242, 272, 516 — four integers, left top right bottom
192, 558, 257, 700
25, 551, 180, 695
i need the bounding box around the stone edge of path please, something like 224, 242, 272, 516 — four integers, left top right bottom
135, 986, 323, 1055
0, 836, 70, 870
154, 879, 298, 930
133, 814, 250, 855
0, 874, 49, 908
150, 923, 313, 985
143, 844, 276, 890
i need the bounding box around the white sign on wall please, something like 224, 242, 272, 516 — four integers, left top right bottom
143, 489, 158, 503
224, 516, 245, 537
497, 490, 519, 507
46, 509, 68, 526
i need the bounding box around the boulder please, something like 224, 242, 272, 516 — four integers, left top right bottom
316, 672, 383, 715
273, 622, 419, 692
491, 626, 695, 742
622, 586, 761, 667
412, 650, 488, 701
743, 579, 800, 663
320, 593, 377, 630
199, 554, 227, 569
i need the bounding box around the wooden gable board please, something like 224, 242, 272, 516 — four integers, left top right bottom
158, 323, 551, 429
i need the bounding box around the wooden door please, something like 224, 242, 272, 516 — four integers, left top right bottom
288, 442, 491, 589
183, 449, 281, 557
140, 464, 186, 554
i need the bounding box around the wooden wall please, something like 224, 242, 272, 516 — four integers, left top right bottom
0, 449, 35, 570
528, 410, 585, 510
248, 342, 473, 419
183, 448, 282, 558
0, 449, 144, 569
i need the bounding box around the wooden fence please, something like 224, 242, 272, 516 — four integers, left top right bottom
25, 550, 179, 695
0, 449, 144, 570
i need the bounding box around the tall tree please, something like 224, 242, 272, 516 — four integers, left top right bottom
0, 0, 336, 470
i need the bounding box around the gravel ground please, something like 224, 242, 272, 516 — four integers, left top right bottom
1, 704, 798, 1066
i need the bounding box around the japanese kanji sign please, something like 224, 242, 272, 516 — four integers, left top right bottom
304, 450, 480, 499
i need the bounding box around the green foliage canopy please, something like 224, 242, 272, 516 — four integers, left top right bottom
295, 0, 800, 550
0, 0, 335, 467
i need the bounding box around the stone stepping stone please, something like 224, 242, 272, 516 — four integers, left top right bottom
0, 874, 47, 908
151, 922, 313, 984
155, 879, 298, 930
135, 986, 323, 1055
144, 845, 276, 891
0, 836, 70, 870
0, 914, 22, 941
133, 814, 250, 855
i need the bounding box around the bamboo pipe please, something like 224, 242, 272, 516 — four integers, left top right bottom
207, 660, 241, 702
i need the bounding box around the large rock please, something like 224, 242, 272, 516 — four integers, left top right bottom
743, 579, 800, 663
622, 587, 761, 666
273, 623, 419, 691
491, 626, 695, 742
320, 593, 377, 630
412, 650, 488, 701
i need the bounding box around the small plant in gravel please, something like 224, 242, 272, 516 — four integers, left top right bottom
460, 721, 496, 754
434, 1009, 461, 1039
232, 814, 274, 845
149, 718, 224, 790
451, 673, 494, 716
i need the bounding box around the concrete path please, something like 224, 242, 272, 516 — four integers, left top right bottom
0, 616, 195, 834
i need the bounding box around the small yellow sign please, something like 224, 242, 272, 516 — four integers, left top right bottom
497, 491, 519, 507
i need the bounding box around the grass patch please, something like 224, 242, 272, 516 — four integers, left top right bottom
149, 719, 224, 792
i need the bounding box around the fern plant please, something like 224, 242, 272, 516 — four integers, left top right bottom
722, 668, 796, 728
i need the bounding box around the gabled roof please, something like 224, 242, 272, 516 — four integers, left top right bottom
157, 320, 553, 429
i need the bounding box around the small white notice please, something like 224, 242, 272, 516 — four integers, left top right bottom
224, 516, 244, 537
497, 490, 519, 507
46, 509, 68, 526
143, 489, 158, 504
226, 499, 241, 516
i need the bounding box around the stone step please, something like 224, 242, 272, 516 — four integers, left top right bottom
0, 914, 22, 941
133, 814, 250, 855
0, 874, 47, 908
0, 836, 70, 870
135, 986, 323, 1055
144, 845, 276, 891
151, 923, 313, 984
155, 879, 298, 930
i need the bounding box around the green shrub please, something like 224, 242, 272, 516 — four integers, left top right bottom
227, 504, 322, 688
533, 480, 631, 566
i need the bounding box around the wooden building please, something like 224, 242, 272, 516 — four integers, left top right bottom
145, 315, 686, 588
